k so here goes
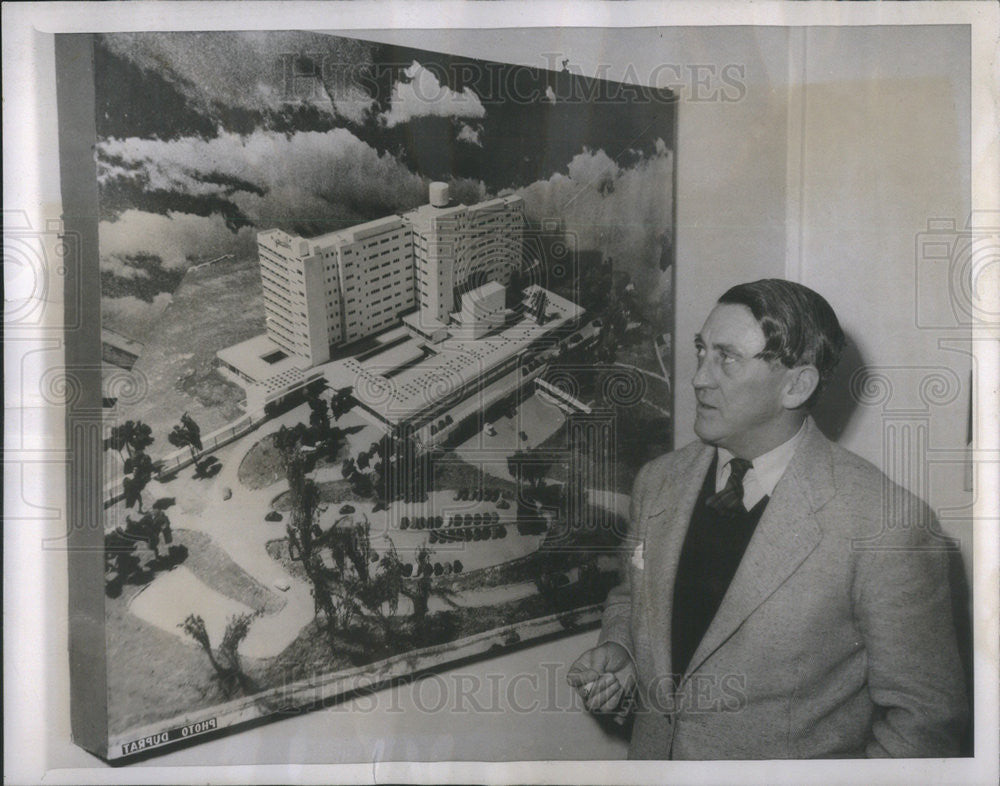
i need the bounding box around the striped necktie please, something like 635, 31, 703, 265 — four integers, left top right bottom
706, 457, 752, 515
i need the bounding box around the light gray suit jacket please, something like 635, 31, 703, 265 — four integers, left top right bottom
599, 417, 968, 759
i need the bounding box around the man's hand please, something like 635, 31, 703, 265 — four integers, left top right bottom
567, 642, 637, 714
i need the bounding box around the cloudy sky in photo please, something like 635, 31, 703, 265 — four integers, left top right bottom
95, 31, 675, 338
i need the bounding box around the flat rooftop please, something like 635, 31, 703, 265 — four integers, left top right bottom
464, 280, 505, 301
216, 333, 310, 383
320, 286, 581, 427
258, 214, 406, 256
400, 201, 466, 235
401, 194, 522, 235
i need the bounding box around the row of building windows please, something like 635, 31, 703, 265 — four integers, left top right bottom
261, 281, 293, 302
260, 268, 292, 289
259, 260, 293, 278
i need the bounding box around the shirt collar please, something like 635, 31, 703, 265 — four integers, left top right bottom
716, 419, 809, 504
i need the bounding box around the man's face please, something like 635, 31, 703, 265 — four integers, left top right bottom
692, 303, 795, 457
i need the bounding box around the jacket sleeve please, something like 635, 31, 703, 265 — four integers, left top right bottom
597, 460, 654, 663
854, 499, 969, 757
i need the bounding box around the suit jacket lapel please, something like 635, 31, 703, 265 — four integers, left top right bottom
682, 419, 833, 683
643, 443, 715, 683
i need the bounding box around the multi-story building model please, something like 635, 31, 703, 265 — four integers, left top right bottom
256, 183, 524, 366
257, 215, 413, 364
218, 181, 594, 437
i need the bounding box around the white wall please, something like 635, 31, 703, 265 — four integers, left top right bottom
795, 27, 972, 554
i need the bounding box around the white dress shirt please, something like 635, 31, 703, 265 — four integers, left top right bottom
715, 420, 808, 510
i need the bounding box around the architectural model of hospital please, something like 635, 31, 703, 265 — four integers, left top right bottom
99, 179, 619, 758
218, 182, 592, 447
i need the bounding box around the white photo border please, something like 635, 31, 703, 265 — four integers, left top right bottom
4, 2, 997, 785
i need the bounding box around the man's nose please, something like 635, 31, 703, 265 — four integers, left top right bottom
692, 357, 714, 389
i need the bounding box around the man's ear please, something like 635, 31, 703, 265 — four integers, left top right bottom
782, 365, 820, 409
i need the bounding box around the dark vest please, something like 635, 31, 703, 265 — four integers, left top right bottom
671, 456, 769, 681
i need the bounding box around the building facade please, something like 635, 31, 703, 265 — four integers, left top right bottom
405, 190, 524, 325
257, 184, 524, 366
258, 215, 414, 366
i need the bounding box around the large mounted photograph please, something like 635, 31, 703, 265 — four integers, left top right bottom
86, 30, 676, 760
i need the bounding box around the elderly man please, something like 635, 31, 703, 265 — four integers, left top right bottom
568, 279, 967, 759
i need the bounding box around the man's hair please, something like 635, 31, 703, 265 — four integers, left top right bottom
718, 279, 846, 408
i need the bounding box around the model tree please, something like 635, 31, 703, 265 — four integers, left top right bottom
529, 289, 548, 324
168, 412, 205, 475
305, 385, 330, 444
105, 419, 157, 510
507, 449, 551, 490
124, 508, 172, 560
180, 611, 260, 697
122, 450, 154, 512
274, 423, 310, 470
329, 386, 354, 421
407, 545, 434, 640
104, 528, 142, 592
283, 443, 343, 646
325, 520, 408, 646
366, 540, 406, 644
105, 419, 154, 460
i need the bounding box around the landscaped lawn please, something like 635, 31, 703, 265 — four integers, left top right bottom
237, 433, 288, 490
106, 528, 279, 735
